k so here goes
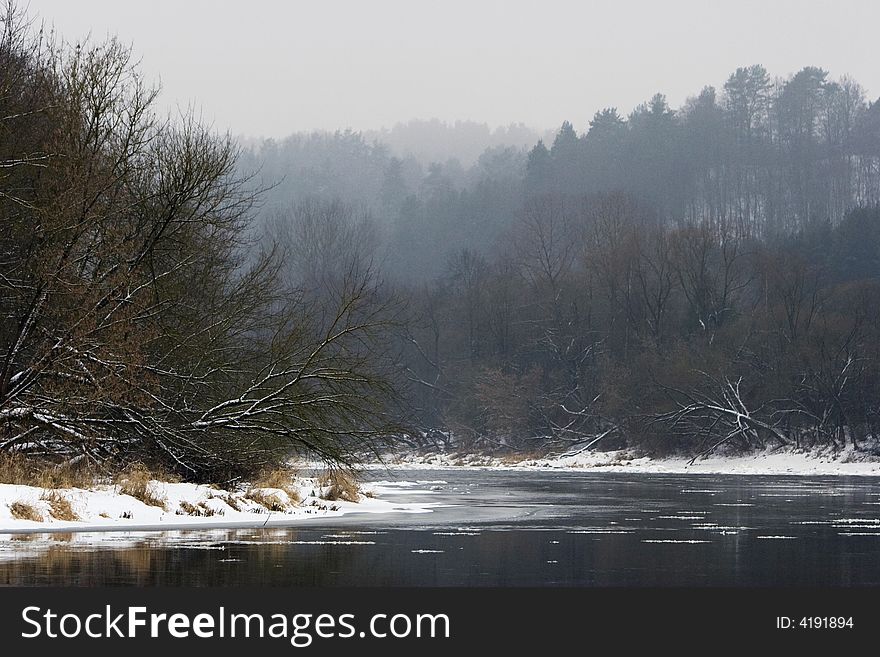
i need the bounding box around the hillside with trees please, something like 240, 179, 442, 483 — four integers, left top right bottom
393, 68, 880, 457
4, 1, 880, 480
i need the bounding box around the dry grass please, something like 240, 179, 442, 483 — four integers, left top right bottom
241, 466, 301, 512
177, 501, 200, 515
245, 489, 288, 512
177, 500, 220, 517
0, 453, 96, 489
208, 492, 241, 511
116, 464, 167, 510
250, 467, 301, 505
41, 492, 79, 521
199, 501, 221, 516
318, 470, 360, 503
497, 451, 545, 465
9, 501, 44, 522
0, 454, 30, 484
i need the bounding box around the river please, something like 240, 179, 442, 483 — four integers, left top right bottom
2, 469, 879, 586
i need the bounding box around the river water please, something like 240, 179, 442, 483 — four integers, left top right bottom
2, 469, 879, 586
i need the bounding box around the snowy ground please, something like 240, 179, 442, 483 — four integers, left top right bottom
372, 444, 880, 476
0, 477, 435, 534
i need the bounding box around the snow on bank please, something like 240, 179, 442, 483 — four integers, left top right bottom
372, 444, 880, 476
0, 477, 435, 534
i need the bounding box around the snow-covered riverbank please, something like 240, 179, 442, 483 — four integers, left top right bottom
372, 445, 880, 477
5, 444, 878, 535
0, 477, 434, 534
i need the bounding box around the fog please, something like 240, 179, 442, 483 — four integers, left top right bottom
5, 0, 880, 473
26, 0, 880, 137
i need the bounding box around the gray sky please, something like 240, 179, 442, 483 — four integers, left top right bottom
25, 0, 880, 138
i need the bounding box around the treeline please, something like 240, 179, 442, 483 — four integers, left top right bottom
242, 66, 880, 287
362, 118, 543, 168
0, 5, 401, 481
525, 66, 880, 237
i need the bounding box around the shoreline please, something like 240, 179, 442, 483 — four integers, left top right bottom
0, 477, 434, 535
367, 445, 880, 477
4, 445, 879, 535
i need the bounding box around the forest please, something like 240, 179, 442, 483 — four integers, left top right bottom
3, 2, 880, 483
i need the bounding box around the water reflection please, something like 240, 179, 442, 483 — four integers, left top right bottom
1, 471, 879, 586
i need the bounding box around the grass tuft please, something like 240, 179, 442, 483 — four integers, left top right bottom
116, 464, 167, 509
245, 489, 288, 512
251, 467, 301, 505
41, 492, 79, 521
177, 501, 199, 515
318, 470, 360, 503
177, 500, 221, 517
208, 492, 241, 512
199, 501, 221, 516
9, 501, 44, 522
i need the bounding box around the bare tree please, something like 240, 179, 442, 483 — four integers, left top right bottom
0, 13, 403, 480
671, 222, 749, 340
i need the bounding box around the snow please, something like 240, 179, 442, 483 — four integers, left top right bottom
371, 444, 880, 476
0, 477, 436, 534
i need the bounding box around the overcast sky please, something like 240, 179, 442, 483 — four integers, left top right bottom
25, 0, 880, 138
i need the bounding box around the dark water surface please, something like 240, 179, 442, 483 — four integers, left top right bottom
2, 470, 879, 586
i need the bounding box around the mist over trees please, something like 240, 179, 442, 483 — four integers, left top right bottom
240, 63, 880, 457
389, 67, 880, 457
526, 67, 879, 235
238, 127, 531, 281
4, 0, 880, 477
241, 65, 880, 287
363, 119, 545, 168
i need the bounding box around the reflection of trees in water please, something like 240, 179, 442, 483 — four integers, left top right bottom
0, 528, 375, 586
2, 541, 162, 586
0, 527, 681, 586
